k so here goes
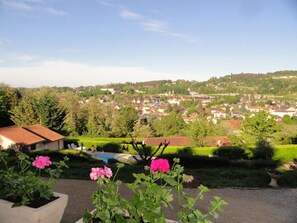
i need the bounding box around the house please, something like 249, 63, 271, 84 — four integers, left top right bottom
0, 124, 65, 150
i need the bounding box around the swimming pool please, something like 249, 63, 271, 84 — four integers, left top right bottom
90, 152, 134, 163
94, 153, 118, 163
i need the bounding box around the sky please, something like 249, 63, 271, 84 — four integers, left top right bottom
0, 0, 297, 87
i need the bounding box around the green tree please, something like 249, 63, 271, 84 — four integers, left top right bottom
132, 121, 155, 138
0, 84, 21, 127
187, 117, 214, 146
152, 112, 185, 136
85, 100, 109, 136
36, 93, 65, 131
240, 110, 280, 145
119, 106, 138, 135
0, 92, 10, 127
9, 97, 38, 126
60, 92, 87, 135
10, 90, 65, 131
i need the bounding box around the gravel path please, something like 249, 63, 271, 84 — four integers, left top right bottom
55, 179, 297, 223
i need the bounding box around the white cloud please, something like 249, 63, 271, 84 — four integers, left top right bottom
140, 20, 168, 33
96, 0, 115, 7
0, 60, 178, 87
44, 7, 68, 16
120, 9, 142, 20
116, 7, 195, 42
0, 0, 69, 16
1, 0, 34, 11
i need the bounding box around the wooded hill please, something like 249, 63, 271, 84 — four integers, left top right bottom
101, 70, 297, 96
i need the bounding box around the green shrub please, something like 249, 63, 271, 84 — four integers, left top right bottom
102, 143, 122, 153
252, 140, 274, 160
158, 154, 230, 168
215, 146, 249, 160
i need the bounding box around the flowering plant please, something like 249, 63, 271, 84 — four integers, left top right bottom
0, 149, 68, 207
83, 158, 227, 223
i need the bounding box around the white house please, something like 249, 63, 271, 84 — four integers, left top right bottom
0, 124, 65, 150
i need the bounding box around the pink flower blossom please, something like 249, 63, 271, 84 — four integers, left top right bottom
104, 166, 113, 178
150, 158, 170, 173
90, 168, 99, 180
90, 167, 113, 180
32, 156, 52, 169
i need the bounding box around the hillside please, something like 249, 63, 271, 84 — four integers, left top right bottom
99, 70, 297, 96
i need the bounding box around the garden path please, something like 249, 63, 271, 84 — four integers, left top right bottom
55, 179, 297, 223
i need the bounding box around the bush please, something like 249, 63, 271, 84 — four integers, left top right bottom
158, 154, 279, 169
215, 146, 249, 160
101, 143, 122, 153
252, 140, 274, 160
30, 149, 98, 163
158, 154, 230, 168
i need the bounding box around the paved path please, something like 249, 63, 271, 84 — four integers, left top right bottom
55, 179, 297, 223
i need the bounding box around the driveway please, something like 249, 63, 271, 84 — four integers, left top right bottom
55, 179, 297, 223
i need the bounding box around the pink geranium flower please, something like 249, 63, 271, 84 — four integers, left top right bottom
150, 158, 170, 173
104, 166, 113, 178
90, 168, 100, 180
32, 156, 52, 169
90, 166, 113, 180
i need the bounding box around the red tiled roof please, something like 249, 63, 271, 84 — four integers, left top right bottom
24, 124, 65, 142
229, 119, 240, 129
0, 126, 45, 145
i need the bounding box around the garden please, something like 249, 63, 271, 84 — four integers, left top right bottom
38, 137, 297, 188
1, 137, 297, 223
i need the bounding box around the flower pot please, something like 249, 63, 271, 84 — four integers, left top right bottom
266, 170, 283, 188
0, 192, 68, 223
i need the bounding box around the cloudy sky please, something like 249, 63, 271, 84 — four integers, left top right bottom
0, 0, 297, 87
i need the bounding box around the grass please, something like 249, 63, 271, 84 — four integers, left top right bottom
273, 145, 297, 162
67, 136, 297, 163
28, 148, 297, 188
59, 137, 297, 188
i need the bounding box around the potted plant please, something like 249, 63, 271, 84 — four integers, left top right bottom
80, 158, 227, 223
0, 148, 69, 223
266, 168, 283, 188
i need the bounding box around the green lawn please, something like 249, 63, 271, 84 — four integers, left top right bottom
66, 136, 297, 163
29, 147, 297, 188
60, 137, 297, 188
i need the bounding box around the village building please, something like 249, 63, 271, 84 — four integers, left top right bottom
0, 124, 64, 150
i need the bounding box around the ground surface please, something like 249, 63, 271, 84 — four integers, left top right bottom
55, 179, 297, 223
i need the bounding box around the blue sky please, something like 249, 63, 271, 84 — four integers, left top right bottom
0, 0, 297, 87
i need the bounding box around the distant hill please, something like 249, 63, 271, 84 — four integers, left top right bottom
102, 70, 297, 96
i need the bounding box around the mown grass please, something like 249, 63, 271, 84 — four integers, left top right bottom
273, 145, 297, 162
66, 137, 297, 163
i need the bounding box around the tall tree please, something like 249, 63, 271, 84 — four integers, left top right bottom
10, 90, 65, 131
119, 106, 138, 135
132, 121, 155, 138
9, 97, 38, 126
60, 92, 87, 135
187, 117, 214, 146
152, 112, 185, 136
36, 93, 65, 130
240, 110, 280, 145
0, 84, 21, 127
